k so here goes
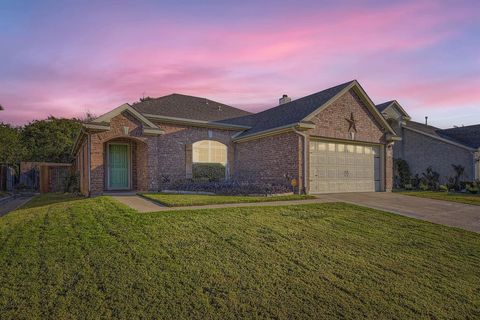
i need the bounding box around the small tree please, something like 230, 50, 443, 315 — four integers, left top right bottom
394, 159, 411, 189
0, 123, 26, 165
451, 164, 465, 191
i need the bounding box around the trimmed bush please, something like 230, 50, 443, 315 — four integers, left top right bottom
192, 163, 226, 182
167, 180, 292, 196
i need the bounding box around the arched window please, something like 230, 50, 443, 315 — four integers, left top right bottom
192, 140, 227, 164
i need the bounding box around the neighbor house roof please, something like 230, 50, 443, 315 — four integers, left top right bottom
440, 124, 480, 149
375, 100, 395, 113
404, 121, 479, 150
131, 94, 251, 122
375, 100, 411, 120
222, 80, 396, 140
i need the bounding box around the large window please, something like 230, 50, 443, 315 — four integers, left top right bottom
192, 140, 227, 164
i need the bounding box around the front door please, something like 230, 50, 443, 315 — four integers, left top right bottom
108, 144, 130, 190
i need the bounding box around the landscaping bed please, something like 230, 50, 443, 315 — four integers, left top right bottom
400, 191, 480, 206
140, 193, 314, 207
0, 194, 479, 319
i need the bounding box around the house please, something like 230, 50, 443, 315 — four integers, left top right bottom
376, 101, 480, 183
72, 80, 399, 196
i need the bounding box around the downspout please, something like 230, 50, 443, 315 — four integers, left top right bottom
293, 128, 308, 194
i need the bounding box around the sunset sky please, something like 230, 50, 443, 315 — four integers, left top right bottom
1, 0, 479, 127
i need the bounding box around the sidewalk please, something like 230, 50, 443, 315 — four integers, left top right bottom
0, 196, 33, 217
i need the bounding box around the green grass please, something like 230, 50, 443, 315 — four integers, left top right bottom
1, 194, 479, 319
141, 193, 314, 207
400, 191, 480, 206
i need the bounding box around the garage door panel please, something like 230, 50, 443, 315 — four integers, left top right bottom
310, 140, 380, 194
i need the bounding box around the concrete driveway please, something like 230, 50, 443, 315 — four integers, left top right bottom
319, 192, 480, 233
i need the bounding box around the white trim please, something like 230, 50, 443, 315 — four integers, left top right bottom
303, 80, 397, 136
403, 126, 475, 151
84, 123, 111, 131
143, 128, 164, 136
144, 113, 251, 130
106, 142, 132, 191
92, 103, 159, 129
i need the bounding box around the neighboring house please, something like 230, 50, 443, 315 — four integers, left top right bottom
376, 101, 480, 182
73, 80, 399, 196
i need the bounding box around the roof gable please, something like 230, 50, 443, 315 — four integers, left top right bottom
91, 103, 159, 129
376, 100, 411, 120
228, 80, 396, 140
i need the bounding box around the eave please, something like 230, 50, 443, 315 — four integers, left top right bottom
233, 122, 315, 143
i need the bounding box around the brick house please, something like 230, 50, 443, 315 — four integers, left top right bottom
376, 101, 480, 183
73, 80, 399, 196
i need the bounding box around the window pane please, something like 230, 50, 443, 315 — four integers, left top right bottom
193, 140, 227, 164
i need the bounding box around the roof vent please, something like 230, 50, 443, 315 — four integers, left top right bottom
279, 94, 291, 105
425, 116, 428, 125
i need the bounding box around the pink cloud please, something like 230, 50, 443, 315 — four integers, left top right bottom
0, 0, 479, 127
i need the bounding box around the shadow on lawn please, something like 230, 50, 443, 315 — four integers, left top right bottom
19, 193, 86, 210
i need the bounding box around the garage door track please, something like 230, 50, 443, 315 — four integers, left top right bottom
320, 192, 480, 233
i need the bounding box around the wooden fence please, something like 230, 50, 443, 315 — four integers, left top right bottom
0, 165, 15, 192
20, 162, 73, 193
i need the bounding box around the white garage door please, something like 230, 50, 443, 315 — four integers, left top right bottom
309, 141, 381, 193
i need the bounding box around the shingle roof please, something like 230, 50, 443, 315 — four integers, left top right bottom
219, 80, 355, 138
405, 121, 479, 149
132, 94, 251, 122
375, 101, 394, 113
440, 124, 480, 149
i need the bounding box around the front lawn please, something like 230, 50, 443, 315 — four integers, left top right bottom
1, 194, 479, 319
400, 191, 480, 206
141, 193, 314, 207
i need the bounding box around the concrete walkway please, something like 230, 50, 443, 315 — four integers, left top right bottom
109, 193, 480, 233
320, 192, 480, 233
111, 195, 167, 213
0, 196, 33, 217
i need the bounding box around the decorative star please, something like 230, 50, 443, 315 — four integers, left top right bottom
345, 112, 357, 132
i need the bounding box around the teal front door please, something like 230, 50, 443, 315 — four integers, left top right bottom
108, 144, 130, 190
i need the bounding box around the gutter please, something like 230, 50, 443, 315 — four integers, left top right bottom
143, 113, 251, 130
234, 122, 315, 143
293, 128, 308, 194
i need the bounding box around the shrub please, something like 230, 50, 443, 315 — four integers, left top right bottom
419, 181, 429, 191
466, 181, 479, 194
394, 159, 411, 189
192, 163, 226, 182
421, 166, 440, 191
404, 183, 413, 190
439, 184, 449, 192
166, 180, 291, 196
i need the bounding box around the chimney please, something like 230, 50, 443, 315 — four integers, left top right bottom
425, 116, 428, 125
279, 94, 291, 105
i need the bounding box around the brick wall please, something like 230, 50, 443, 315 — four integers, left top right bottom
152, 123, 240, 189
307, 90, 385, 143
234, 132, 301, 188
402, 128, 475, 182
89, 112, 151, 195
